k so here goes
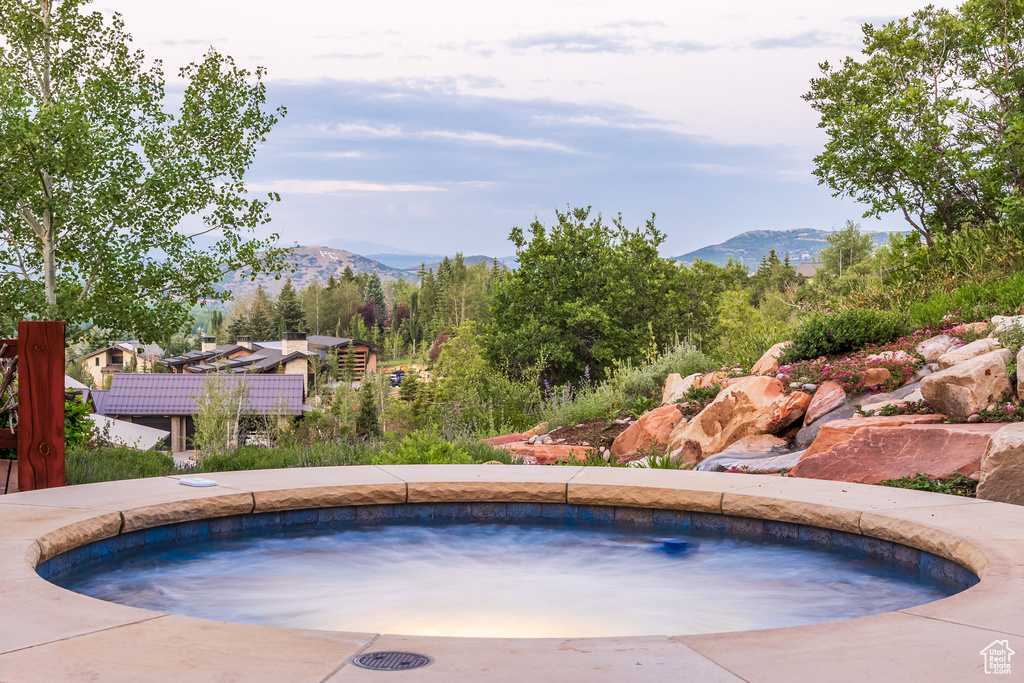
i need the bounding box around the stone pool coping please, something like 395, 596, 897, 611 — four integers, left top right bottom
0, 466, 1020, 682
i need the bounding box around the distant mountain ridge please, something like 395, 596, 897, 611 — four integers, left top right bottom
219, 246, 412, 297
673, 229, 898, 267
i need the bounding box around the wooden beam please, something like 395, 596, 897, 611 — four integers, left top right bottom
0, 340, 17, 359
0, 429, 15, 450
17, 321, 65, 490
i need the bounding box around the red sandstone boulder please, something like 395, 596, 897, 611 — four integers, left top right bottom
936, 338, 999, 370
500, 442, 587, 465
804, 380, 847, 426
916, 334, 959, 361
791, 423, 1002, 484
668, 376, 810, 466
751, 341, 792, 376
860, 367, 892, 387
661, 372, 701, 405
920, 349, 1013, 420
978, 423, 1024, 505
482, 433, 526, 446
802, 414, 947, 458
611, 404, 685, 458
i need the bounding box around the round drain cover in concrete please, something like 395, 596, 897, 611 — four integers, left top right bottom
352, 651, 433, 671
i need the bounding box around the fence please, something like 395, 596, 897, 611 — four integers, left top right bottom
0, 321, 66, 492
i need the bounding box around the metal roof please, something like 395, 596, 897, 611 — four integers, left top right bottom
105, 374, 305, 416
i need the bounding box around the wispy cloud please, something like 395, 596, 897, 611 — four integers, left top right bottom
250, 179, 446, 194
320, 121, 576, 153
653, 40, 718, 54
506, 31, 633, 55
750, 30, 844, 50
155, 37, 224, 46
421, 130, 576, 153
314, 51, 384, 60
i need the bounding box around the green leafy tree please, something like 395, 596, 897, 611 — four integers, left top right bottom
749, 249, 800, 307
820, 221, 875, 277
275, 278, 304, 334
804, 1, 1024, 245
0, 0, 288, 340
488, 207, 725, 383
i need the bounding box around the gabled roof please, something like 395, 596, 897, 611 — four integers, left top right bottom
81, 340, 164, 361
104, 374, 304, 416
159, 344, 247, 368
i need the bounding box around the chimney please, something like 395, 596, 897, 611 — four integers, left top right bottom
201, 336, 217, 353
282, 331, 308, 356
236, 335, 253, 351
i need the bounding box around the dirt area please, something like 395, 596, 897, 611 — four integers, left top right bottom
546, 419, 630, 450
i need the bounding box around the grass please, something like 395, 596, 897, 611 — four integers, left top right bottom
876, 472, 977, 497
64, 433, 517, 484
65, 446, 176, 485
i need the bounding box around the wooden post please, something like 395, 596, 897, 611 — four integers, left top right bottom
17, 321, 65, 490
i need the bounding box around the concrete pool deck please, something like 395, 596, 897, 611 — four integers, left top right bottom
0, 465, 1021, 681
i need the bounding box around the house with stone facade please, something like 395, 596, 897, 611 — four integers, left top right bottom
158, 333, 377, 382
79, 341, 165, 388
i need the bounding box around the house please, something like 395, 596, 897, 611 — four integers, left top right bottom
79, 341, 164, 388
101, 373, 305, 452
795, 262, 823, 278
158, 333, 378, 381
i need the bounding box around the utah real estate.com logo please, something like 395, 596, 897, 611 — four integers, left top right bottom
980, 640, 1014, 675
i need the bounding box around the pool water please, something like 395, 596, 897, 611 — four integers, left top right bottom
52, 521, 959, 638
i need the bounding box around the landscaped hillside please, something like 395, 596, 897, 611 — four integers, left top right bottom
674, 229, 896, 266
218, 246, 411, 296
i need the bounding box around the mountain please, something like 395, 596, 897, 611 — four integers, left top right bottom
367, 253, 447, 270
673, 229, 898, 267
218, 246, 413, 297
320, 238, 432, 256
407, 254, 518, 276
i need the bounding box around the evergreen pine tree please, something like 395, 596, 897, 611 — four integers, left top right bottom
355, 381, 379, 437
326, 274, 338, 290
275, 278, 304, 334
342, 266, 355, 283
365, 273, 387, 327
343, 343, 357, 382
247, 285, 276, 341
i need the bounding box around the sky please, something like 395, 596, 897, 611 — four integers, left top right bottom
100, 0, 943, 258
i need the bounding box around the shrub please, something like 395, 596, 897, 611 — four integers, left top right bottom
876, 472, 977, 497
783, 309, 911, 363
612, 345, 716, 407
373, 431, 474, 465
65, 446, 175, 485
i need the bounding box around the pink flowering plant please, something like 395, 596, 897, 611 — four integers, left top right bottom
775, 327, 971, 396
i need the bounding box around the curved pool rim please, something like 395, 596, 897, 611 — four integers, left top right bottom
1, 465, 1022, 682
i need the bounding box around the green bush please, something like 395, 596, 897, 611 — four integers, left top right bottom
372, 431, 474, 465
613, 345, 716, 407
65, 446, 175, 485
876, 472, 977, 497
193, 441, 374, 472
783, 309, 911, 363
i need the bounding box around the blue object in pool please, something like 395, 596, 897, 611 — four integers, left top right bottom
658, 538, 691, 554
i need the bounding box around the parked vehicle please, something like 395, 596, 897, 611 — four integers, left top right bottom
389, 370, 406, 387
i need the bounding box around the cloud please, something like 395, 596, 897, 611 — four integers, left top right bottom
602, 19, 667, 30
249, 179, 446, 194
653, 40, 718, 54
155, 38, 224, 46
318, 120, 575, 153
314, 51, 384, 60
506, 31, 633, 55
844, 15, 905, 27
750, 30, 844, 50
421, 130, 576, 153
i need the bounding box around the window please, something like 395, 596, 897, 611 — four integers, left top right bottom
95, 358, 99, 366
